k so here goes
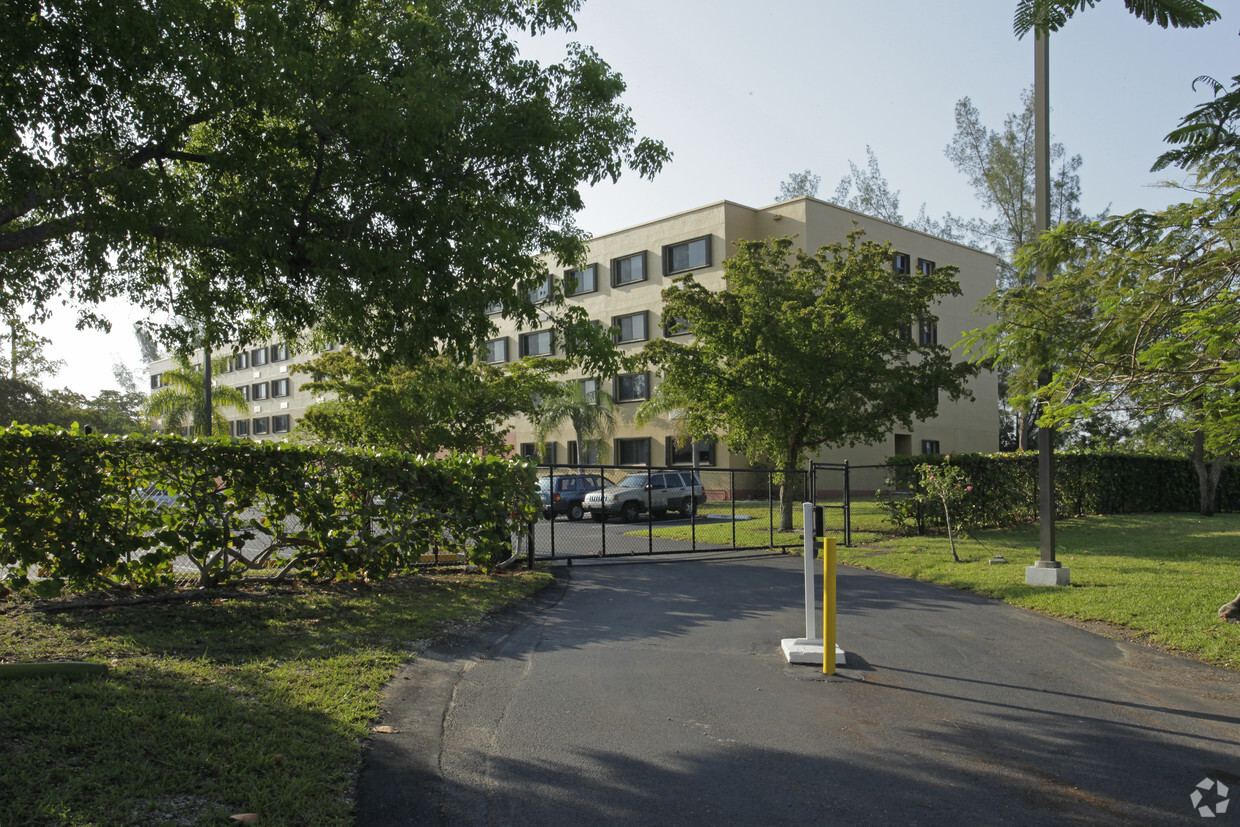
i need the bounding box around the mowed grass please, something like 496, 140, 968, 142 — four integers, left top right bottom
643, 499, 891, 548
0, 571, 553, 826
835, 512, 1240, 670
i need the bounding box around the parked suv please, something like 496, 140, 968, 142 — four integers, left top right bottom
538, 474, 605, 521
582, 470, 707, 523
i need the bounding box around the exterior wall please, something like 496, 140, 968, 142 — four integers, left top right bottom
146, 342, 336, 441
495, 196, 999, 477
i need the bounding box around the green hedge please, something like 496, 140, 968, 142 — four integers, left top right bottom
0, 425, 539, 595
880, 450, 1239, 531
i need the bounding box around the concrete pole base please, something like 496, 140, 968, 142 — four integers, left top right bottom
1026, 564, 1071, 586
781, 638, 846, 666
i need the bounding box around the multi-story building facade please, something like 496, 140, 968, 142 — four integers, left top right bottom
147, 341, 336, 440
489, 195, 999, 472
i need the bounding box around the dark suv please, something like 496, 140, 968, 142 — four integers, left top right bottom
538, 473, 605, 521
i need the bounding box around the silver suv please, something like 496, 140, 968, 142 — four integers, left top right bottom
582, 470, 707, 523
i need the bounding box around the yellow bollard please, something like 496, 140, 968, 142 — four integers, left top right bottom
823, 536, 837, 675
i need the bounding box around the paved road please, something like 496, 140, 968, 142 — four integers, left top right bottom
356, 552, 1240, 825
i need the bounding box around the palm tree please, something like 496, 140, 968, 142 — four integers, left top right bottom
531, 379, 617, 465
145, 354, 247, 436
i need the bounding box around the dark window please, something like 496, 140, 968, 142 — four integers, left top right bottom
921, 439, 940, 455
270, 343, 289, 362
919, 321, 938, 345
542, 442, 557, 463
612, 311, 648, 343
519, 330, 554, 358
612, 252, 647, 286
568, 440, 601, 465
580, 377, 599, 403
235, 351, 249, 370
272, 378, 290, 397
615, 372, 649, 402
272, 414, 290, 433
251, 347, 268, 367
893, 253, 911, 275
519, 442, 538, 459
663, 315, 692, 337
917, 258, 935, 275
221, 358, 233, 374
615, 437, 651, 466
149, 374, 161, 390
252, 382, 268, 401
253, 417, 270, 436
528, 274, 553, 304
663, 235, 711, 275
240, 385, 250, 402
234, 419, 250, 437
485, 338, 509, 363
666, 438, 716, 467
565, 264, 598, 296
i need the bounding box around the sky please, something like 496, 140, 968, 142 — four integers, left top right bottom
33, 0, 1240, 397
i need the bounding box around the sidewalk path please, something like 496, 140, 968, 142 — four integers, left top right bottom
356, 552, 1240, 825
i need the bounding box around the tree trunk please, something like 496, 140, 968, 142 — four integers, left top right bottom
1190, 429, 1224, 517
1220, 591, 1240, 623
779, 447, 798, 533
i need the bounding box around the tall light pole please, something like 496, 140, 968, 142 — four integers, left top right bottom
1028, 27, 1068, 586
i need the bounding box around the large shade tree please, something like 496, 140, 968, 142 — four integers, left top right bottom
641, 232, 977, 530
1, 0, 666, 368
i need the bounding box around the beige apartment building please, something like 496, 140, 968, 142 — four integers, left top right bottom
146, 341, 335, 440
491, 196, 999, 474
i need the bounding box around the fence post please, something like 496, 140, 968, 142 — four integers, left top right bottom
843, 460, 852, 548
526, 521, 535, 569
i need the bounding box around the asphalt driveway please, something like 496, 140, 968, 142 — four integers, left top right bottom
356, 551, 1240, 825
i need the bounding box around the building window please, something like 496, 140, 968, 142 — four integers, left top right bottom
485, 338, 509, 363
565, 264, 598, 296
221, 358, 233, 374
234, 351, 249, 370
240, 385, 250, 402
919, 321, 938, 345
581, 377, 599, 403
615, 437, 651, 466
519, 442, 538, 460
234, 419, 250, 437
921, 439, 940, 455
252, 382, 268, 401
917, 258, 935, 275
612, 311, 648, 344
542, 442, 557, 464
615, 372, 649, 402
612, 252, 647, 286
519, 330, 554, 358
893, 252, 911, 275
272, 414, 290, 433
253, 417, 270, 436
272, 378, 290, 397
663, 315, 691, 337
270, 343, 289, 362
666, 438, 715, 467
568, 440, 601, 465
663, 235, 711, 275
149, 374, 161, 390
251, 347, 268, 367
527, 274, 553, 304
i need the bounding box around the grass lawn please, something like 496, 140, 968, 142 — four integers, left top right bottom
834, 512, 1240, 670
0, 570, 553, 826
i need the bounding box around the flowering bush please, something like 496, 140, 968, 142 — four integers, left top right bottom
914, 460, 972, 562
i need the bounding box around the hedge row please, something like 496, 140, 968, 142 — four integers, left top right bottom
879, 450, 1239, 530
0, 426, 539, 595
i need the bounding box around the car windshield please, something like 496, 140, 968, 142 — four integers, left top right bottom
615, 475, 648, 488
537, 479, 552, 492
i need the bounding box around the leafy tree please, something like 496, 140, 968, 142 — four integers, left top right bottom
1013, 0, 1219, 37
0, 318, 65, 383
775, 170, 822, 201
297, 351, 561, 456
828, 146, 962, 240
640, 232, 977, 530
145, 355, 247, 436
531, 378, 617, 464
0, 376, 47, 426
1, 0, 667, 369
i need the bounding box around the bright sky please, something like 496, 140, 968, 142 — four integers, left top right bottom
34, 0, 1240, 397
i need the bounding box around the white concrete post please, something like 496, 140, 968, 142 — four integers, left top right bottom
803, 502, 818, 639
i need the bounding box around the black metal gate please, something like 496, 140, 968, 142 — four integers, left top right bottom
523, 464, 807, 565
